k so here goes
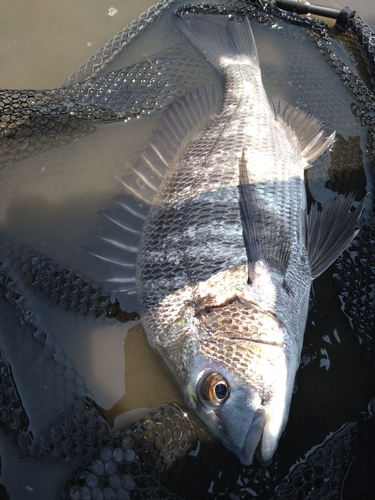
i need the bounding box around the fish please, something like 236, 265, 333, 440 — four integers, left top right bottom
94, 14, 365, 465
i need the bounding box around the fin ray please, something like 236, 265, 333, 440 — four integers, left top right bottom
80, 249, 136, 268
93, 234, 138, 253
239, 150, 290, 280
117, 85, 221, 205
96, 209, 142, 235
272, 98, 335, 165
113, 198, 147, 221
174, 15, 258, 69
87, 85, 221, 303
306, 192, 367, 279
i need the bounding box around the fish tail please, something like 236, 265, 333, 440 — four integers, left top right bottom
174, 15, 259, 69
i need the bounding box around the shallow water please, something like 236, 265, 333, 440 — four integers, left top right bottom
0, 3, 184, 496
0, 0, 183, 408
1, 0, 373, 86
0, 0, 375, 498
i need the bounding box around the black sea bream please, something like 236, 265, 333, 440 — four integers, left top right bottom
99, 14, 365, 465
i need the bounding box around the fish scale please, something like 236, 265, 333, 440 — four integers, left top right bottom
138, 29, 310, 315
134, 14, 365, 465
139, 27, 308, 319
0, 0, 374, 497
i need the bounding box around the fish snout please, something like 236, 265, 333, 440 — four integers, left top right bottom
258, 406, 288, 463
238, 407, 266, 465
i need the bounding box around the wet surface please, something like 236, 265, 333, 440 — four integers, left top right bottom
0, 1, 375, 498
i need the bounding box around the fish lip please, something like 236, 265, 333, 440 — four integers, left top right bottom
238, 407, 266, 465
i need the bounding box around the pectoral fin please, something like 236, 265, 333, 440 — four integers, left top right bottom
306, 192, 367, 279
239, 150, 291, 281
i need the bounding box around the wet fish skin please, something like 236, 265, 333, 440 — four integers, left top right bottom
133, 15, 363, 465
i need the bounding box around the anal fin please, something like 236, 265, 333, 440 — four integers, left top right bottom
273, 98, 335, 165
306, 192, 367, 279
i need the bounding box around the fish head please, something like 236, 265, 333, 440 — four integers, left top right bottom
181, 299, 298, 465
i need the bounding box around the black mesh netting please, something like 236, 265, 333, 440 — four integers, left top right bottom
0, 0, 375, 499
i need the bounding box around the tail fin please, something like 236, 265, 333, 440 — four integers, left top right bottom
174, 15, 258, 69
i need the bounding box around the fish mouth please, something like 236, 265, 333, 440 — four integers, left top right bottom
238, 407, 266, 465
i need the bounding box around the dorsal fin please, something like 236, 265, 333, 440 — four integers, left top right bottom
272, 98, 335, 165
306, 192, 367, 279
120, 85, 221, 205
85, 86, 221, 300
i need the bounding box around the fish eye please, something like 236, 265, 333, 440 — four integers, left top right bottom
199, 372, 230, 406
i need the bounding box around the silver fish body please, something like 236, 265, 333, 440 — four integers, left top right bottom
106, 15, 364, 465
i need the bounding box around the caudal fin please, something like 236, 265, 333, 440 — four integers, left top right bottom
174, 14, 259, 69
